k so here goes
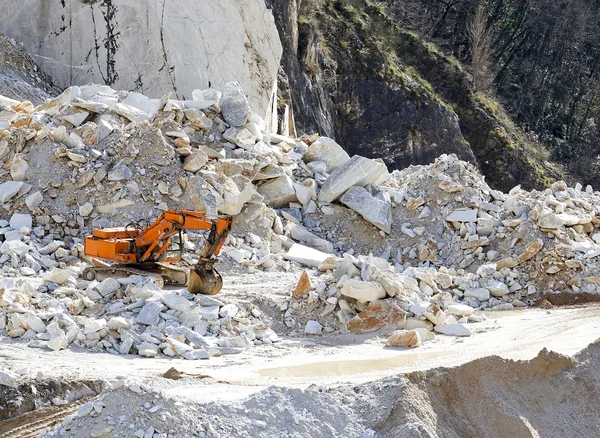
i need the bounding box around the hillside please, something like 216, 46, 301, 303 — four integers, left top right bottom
385, 0, 600, 186
271, 0, 568, 192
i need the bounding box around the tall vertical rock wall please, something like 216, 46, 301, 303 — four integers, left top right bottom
0, 0, 282, 120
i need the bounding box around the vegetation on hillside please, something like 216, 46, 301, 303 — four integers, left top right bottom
384, 0, 600, 186
290, 0, 563, 191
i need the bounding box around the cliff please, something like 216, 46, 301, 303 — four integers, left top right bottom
0, 0, 282, 121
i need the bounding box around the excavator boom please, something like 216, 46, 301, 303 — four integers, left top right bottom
84, 210, 232, 295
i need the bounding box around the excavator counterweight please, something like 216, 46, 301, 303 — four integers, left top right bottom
83, 210, 233, 295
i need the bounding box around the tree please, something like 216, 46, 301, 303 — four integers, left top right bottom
468, 5, 495, 92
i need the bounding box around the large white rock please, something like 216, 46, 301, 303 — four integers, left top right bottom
422, 303, 446, 326
220, 82, 252, 127
220, 176, 255, 216
0, 181, 23, 203
163, 293, 192, 312
44, 268, 71, 285
446, 209, 477, 223
446, 304, 475, 316
0, 368, 20, 388
183, 350, 211, 360
386, 330, 422, 348
223, 127, 256, 149
9, 213, 32, 230
219, 303, 239, 318
434, 323, 471, 337
257, 175, 298, 208
538, 212, 563, 229
318, 156, 389, 203
84, 319, 107, 335
107, 317, 132, 331
284, 244, 332, 268
137, 302, 165, 325
96, 278, 120, 297
191, 89, 221, 108
287, 223, 334, 253
47, 329, 68, 351
340, 279, 386, 303
0, 240, 29, 257
302, 137, 350, 172
464, 287, 490, 301
10, 155, 29, 181
0, 1, 281, 123
183, 151, 208, 173
137, 342, 159, 358
166, 337, 193, 355
340, 186, 392, 233
487, 280, 510, 297
304, 320, 323, 335
16, 313, 46, 333
25, 191, 43, 210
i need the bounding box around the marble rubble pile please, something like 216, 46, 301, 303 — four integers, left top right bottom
0, 81, 387, 273
280, 154, 600, 347
3, 81, 600, 352
39, 381, 201, 438
0, 273, 278, 359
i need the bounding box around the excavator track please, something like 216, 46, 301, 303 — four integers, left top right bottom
83, 261, 223, 294
0, 398, 91, 438
82, 266, 165, 288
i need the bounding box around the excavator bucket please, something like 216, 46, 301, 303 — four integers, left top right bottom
187, 258, 223, 295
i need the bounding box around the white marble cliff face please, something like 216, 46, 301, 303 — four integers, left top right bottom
0, 0, 282, 119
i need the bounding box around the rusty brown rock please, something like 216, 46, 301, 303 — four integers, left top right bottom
438, 180, 462, 193
292, 271, 311, 298
406, 198, 425, 211
386, 330, 422, 348
496, 257, 518, 269
346, 300, 407, 334
519, 238, 544, 264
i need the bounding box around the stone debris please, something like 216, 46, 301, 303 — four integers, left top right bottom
0, 367, 20, 387
2, 80, 600, 358
302, 136, 349, 172
275, 153, 600, 346
0, 274, 278, 359
386, 329, 422, 348
340, 186, 392, 233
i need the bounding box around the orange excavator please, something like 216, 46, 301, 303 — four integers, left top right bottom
83, 210, 233, 295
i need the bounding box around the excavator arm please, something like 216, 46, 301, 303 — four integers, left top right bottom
132, 210, 232, 263
84, 210, 233, 294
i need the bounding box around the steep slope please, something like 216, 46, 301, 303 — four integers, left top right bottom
384, 0, 600, 187
0, 35, 60, 104
272, 0, 564, 191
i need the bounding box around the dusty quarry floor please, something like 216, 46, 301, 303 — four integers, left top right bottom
2, 272, 600, 437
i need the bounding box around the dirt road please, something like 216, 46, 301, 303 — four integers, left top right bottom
2, 306, 600, 392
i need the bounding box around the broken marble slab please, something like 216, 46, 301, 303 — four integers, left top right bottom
318, 155, 389, 203
302, 137, 349, 173
340, 186, 391, 233
284, 243, 333, 268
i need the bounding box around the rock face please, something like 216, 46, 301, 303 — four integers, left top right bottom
0, 0, 282, 122
269, 0, 563, 191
